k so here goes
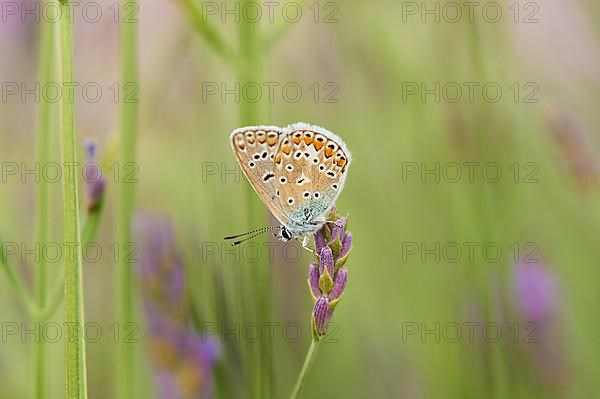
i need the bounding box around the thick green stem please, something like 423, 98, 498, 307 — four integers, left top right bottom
117, 1, 139, 398
289, 339, 321, 399
34, 11, 55, 399
57, 0, 88, 397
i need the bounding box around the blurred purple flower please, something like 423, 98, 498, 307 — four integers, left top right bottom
137, 217, 219, 398
513, 261, 570, 390
83, 139, 106, 213
308, 212, 352, 338
514, 262, 559, 323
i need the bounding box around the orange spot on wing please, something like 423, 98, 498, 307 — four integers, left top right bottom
293, 136, 302, 145
304, 136, 313, 145
267, 137, 277, 146
257, 136, 266, 144
336, 158, 346, 167
325, 148, 335, 158
282, 145, 291, 155
314, 141, 324, 151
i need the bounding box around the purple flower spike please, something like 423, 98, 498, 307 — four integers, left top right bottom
308, 264, 321, 299
329, 268, 348, 301
83, 139, 106, 214
339, 232, 353, 260
308, 210, 352, 340
312, 297, 329, 336
319, 247, 334, 277
331, 217, 346, 242
315, 230, 326, 256
84, 138, 96, 159
136, 217, 219, 397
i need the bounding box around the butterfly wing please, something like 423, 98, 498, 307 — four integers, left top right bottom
230, 126, 290, 224
273, 123, 351, 231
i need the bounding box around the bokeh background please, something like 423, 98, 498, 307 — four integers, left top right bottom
1, 0, 600, 398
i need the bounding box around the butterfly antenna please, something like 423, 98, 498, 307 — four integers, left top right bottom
229, 227, 277, 246
224, 226, 277, 242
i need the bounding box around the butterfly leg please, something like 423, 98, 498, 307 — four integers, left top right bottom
315, 219, 337, 226
301, 235, 315, 254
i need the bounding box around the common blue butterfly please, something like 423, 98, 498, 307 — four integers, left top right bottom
225, 123, 351, 249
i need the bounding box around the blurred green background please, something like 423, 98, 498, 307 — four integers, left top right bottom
1, 0, 600, 398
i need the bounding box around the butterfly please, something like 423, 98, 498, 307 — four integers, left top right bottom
225, 122, 351, 250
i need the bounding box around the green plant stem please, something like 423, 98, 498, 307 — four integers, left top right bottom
57, 0, 88, 397
237, 3, 274, 397
0, 249, 37, 313
34, 11, 55, 399
180, 0, 238, 65
37, 209, 104, 321
289, 339, 321, 399
117, 1, 139, 398
263, 0, 305, 52
466, 21, 509, 399
0, 205, 101, 323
